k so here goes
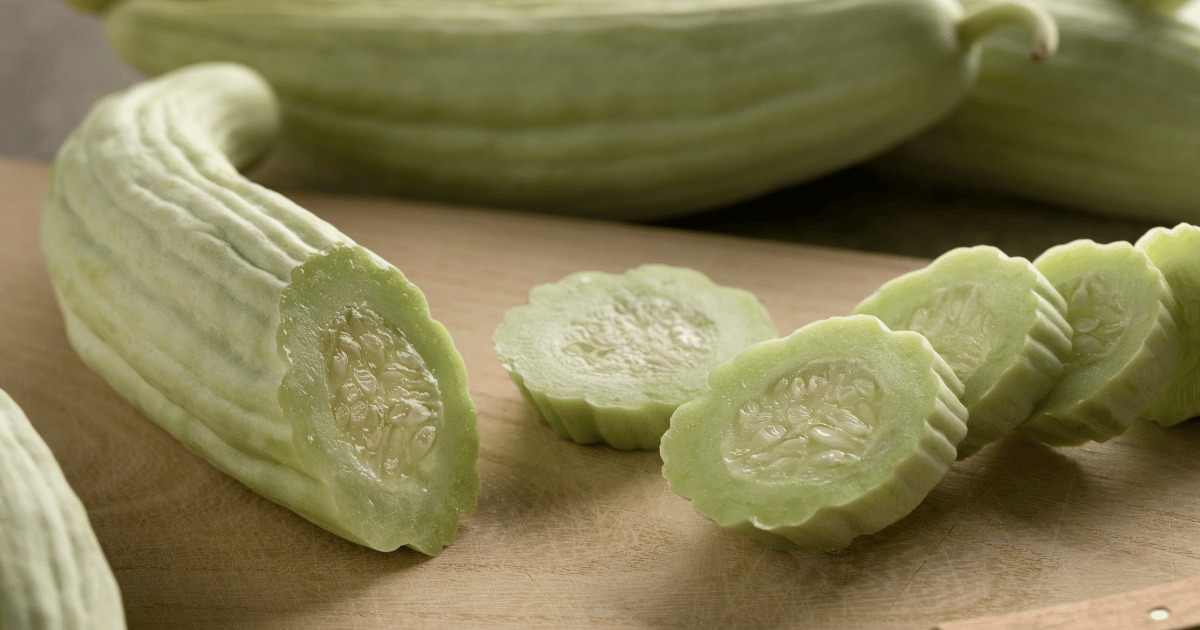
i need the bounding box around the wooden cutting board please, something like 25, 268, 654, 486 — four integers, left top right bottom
2, 157, 1198, 630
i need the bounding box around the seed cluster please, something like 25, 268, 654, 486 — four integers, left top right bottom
909, 283, 996, 381
722, 360, 881, 483
1062, 272, 1127, 365
328, 305, 441, 488
560, 290, 717, 375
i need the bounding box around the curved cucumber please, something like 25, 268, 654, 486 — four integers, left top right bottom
1137, 223, 1200, 427
0, 389, 125, 630
1018, 240, 1180, 446
853, 246, 1072, 458
660, 315, 968, 553
493, 264, 776, 450
41, 62, 479, 554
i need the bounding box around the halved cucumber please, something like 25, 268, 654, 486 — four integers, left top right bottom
41, 63, 479, 554
492, 264, 777, 450
660, 315, 967, 552
853, 246, 1072, 458
1137, 223, 1200, 427
1018, 240, 1180, 446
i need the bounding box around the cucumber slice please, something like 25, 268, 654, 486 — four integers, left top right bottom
660, 315, 968, 553
492, 264, 777, 450
853, 246, 1072, 458
1018, 240, 1180, 446
1137, 223, 1200, 427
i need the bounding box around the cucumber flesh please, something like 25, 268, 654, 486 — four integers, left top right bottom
853, 246, 1072, 458
660, 315, 968, 553
1137, 223, 1200, 427
1019, 240, 1180, 446
493, 264, 777, 450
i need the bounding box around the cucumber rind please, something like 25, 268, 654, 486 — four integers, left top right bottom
1136, 223, 1200, 427
1019, 240, 1181, 446
853, 246, 1072, 459
0, 389, 126, 630
660, 315, 968, 553
493, 264, 777, 450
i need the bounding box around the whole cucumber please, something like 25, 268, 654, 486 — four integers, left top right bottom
884, 0, 1200, 223
93, 0, 1054, 218
41, 62, 481, 555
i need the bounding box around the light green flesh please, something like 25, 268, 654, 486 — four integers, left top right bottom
853, 246, 1072, 458
660, 315, 968, 553
40, 63, 478, 554
104, 0, 976, 218
1137, 223, 1200, 427
280, 246, 480, 554
493, 264, 777, 450
1018, 240, 1180, 446
0, 390, 126, 630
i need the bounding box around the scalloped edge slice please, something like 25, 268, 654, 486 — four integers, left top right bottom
493, 264, 777, 450
660, 315, 968, 553
1137, 223, 1200, 427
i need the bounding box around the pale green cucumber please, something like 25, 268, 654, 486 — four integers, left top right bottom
853, 246, 1072, 458
1136, 223, 1200, 427
1018, 240, 1179, 446
660, 315, 968, 552
0, 389, 125, 630
101, 0, 1055, 218
493, 264, 777, 450
41, 62, 479, 554
881, 0, 1200, 223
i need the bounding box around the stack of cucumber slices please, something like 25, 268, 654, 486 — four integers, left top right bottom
495, 223, 1199, 553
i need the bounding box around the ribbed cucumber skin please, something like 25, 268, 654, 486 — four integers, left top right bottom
0, 390, 125, 630
1137, 223, 1200, 427
854, 246, 1072, 459
661, 316, 968, 553
41, 62, 479, 553
1018, 240, 1180, 446
103, 0, 976, 218
885, 0, 1200, 223
494, 264, 777, 450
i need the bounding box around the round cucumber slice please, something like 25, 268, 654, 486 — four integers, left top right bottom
1137, 223, 1200, 427
1018, 240, 1180, 446
660, 315, 968, 553
492, 264, 777, 450
853, 246, 1072, 459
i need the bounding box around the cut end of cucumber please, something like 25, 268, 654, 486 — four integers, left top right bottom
723, 359, 881, 484
326, 305, 442, 491
1062, 270, 1130, 366
561, 290, 718, 376
279, 244, 479, 554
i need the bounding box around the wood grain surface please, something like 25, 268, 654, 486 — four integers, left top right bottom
2, 156, 1199, 629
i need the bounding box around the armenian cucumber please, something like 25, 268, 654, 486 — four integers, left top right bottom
40, 62, 480, 554
493, 264, 777, 450
97, 0, 1054, 218
1019, 240, 1180, 446
0, 389, 125, 630
883, 0, 1200, 223
660, 315, 968, 553
853, 246, 1072, 458
1136, 223, 1200, 426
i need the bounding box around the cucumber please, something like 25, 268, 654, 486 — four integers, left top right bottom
660, 315, 968, 553
41, 62, 479, 554
492, 264, 777, 450
1136, 223, 1200, 427
853, 246, 1072, 458
1017, 240, 1180, 446
0, 389, 125, 629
